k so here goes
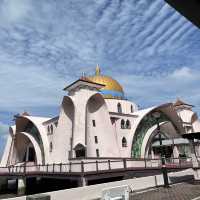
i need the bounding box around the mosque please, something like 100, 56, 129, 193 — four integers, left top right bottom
1, 66, 200, 167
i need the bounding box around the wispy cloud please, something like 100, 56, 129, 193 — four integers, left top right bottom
0, 0, 32, 25
0, 63, 68, 112
115, 67, 200, 113
0, 0, 199, 120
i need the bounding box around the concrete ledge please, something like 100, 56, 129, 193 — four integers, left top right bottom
1, 169, 195, 200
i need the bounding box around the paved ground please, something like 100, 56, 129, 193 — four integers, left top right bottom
2, 181, 200, 200
0, 193, 18, 199
131, 182, 200, 200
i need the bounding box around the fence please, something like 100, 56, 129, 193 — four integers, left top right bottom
0, 157, 194, 175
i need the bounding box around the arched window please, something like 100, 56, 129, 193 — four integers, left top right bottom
50, 142, 53, 152
117, 103, 122, 113
121, 119, 125, 129
47, 126, 50, 134
122, 137, 127, 147
126, 120, 131, 129
54, 121, 58, 127
96, 149, 100, 157
131, 105, 133, 113
50, 124, 53, 134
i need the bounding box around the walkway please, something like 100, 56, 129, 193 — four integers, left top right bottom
132, 182, 200, 200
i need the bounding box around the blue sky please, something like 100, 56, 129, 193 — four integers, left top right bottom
0, 0, 200, 155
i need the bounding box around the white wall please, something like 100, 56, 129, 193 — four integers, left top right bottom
70, 87, 98, 152
177, 109, 194, 124
113, 116, 135, 157
51, 96, 74, 163
105, 99, 138, 114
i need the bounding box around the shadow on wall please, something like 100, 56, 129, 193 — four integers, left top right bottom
87, 94, 105, 114
0, 135, 8, 162
62, 96, 74, 122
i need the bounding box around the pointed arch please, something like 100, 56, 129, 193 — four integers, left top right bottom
126, 120, 131, 129
86, 93, 107, 147
117, 103, 122, 113
86, 92, 121, 157
62, 96, 75, 122
121, 119, 125, 129
131, 103, 185, 158
131, 105, 134, 113
11, 132, 42, 165
50, 124, 53, 134
55, 95, 75, 160
122, 137, 127, 147
15, 117, 48, 164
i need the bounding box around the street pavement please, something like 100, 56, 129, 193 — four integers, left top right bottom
131, 181, 200, 200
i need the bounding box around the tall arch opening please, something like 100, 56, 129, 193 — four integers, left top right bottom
55, 96, 74, 161
10, 132, 42, 165
86, 93, 120, 157
14, 117, 45, 164
86, 93, 106, 157
131, 107, 183, 159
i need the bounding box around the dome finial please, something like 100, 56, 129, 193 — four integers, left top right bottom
95, 64, 101, 75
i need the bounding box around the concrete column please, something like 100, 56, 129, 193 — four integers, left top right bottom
18, 178, 26, 195
78, 176, 87, 187
173, 145, 179, 158
172, 145, 179, 164
188, 140, 200, 181
151, 149, 155, 159
26, 147, 29, 162
72, 98, 87, 153
195, 144, 200, 157
189, 140, 198, 167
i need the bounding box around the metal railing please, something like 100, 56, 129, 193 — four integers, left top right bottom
0, 157, 194, 175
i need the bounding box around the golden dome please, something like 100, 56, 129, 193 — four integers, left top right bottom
87, 65, 124, 99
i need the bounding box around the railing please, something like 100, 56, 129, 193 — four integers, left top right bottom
0, 157, 194, 176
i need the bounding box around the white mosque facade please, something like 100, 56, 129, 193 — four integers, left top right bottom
1, 66, 200, 167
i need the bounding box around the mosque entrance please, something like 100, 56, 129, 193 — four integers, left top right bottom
152, 146, 173, 159
146, 133, 173, 159
74, 144, 86, 158
131, 108, 182, 159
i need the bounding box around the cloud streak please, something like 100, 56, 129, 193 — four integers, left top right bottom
0, 0, 199, 121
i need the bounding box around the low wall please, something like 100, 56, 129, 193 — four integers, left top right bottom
46, 175, 163, 200
2, 169, 194, 200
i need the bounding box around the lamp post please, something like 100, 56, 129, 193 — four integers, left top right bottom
152, 111, 169, 187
